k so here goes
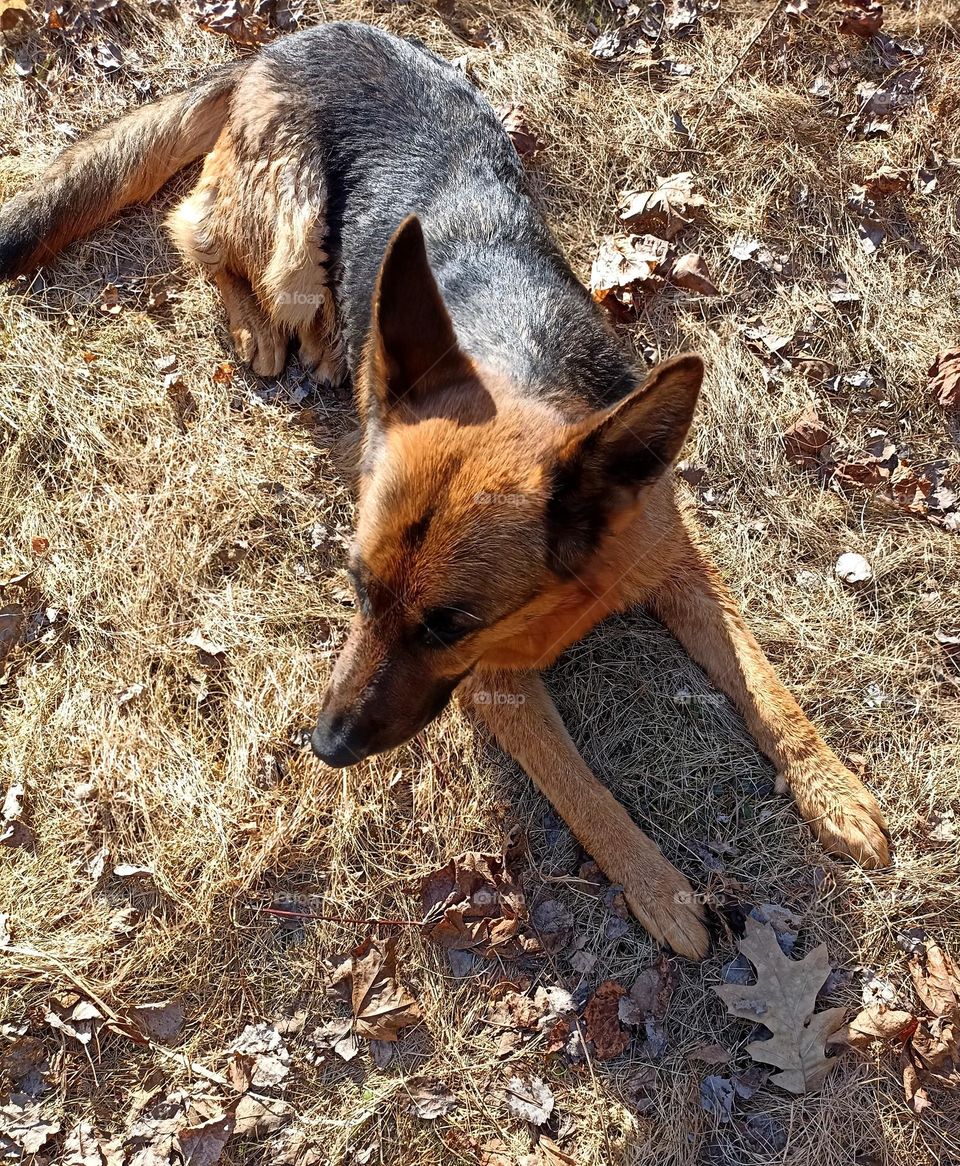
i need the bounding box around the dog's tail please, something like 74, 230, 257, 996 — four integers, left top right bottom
0, 61, 245, 279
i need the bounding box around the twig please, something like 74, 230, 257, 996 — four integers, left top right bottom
689, 2, 785, 137
256, 906, 427, 928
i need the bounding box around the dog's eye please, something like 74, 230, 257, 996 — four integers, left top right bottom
419, 606, 481, 649
347, 565, 372, 618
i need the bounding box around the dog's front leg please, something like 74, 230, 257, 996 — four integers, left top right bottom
644, 510, 890, 868
457, 670, 710, 959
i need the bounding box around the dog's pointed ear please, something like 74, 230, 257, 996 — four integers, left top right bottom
367, 214, 474, 418
547, 354, 704, 574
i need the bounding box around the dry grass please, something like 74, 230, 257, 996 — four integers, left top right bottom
1, 1, 959, 1163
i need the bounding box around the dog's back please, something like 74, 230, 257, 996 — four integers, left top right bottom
250, 23, 636, 405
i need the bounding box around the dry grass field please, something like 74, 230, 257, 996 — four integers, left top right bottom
1, 1, 959, 1163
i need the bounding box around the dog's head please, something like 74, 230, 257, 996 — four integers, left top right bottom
311, 215, 703, 767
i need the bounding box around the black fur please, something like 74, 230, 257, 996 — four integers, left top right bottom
260, 23, 639, 412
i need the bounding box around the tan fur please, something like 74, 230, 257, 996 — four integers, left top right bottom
0, 67, 239, 277
166, 61, 345, 382
339, 335, 890, 960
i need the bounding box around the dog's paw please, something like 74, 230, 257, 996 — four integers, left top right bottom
231, 323, 287, 378
622, 860, 710, 961
780, 761, 890, 868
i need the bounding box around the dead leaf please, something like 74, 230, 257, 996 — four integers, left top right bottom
714, 918, 846, 1093
229, 1023, 290, 1086
486, 984, 576, 1057
129, 999, 185, 1044
194, 0, 275, 47
179, 1112, 234, 1166
405, 1078, 457, 1120
839, 1, 883, 38
0, 1095, 60, 1155
863, 165, 910, 197
232, 1093, 293, 1137
328, 934, 421, 1041
699, 1074, 734, 1122
503, 1073, 554, 1126
62, 1120, 114, 1166
619, 171, 706, 238
909, 939, 960, 1019
689, 1042, 731, 1064
99, 284, 122, 315
853, 68, 924, 138
928, 349, 960, 409
782, 410, 832, 467
669, 252, 720, 296
496, 103, 543, 158
0, 0, 30, 33
589, 233, 669, 310
584, 979, 629, 1060
829, 1005, 916, 1050
422, 850, 527, 958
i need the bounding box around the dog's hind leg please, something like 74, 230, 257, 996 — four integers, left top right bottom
644, 509, 890, 868
457, 670, 710, 960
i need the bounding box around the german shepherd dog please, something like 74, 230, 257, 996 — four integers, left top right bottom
0, 22, 889, 957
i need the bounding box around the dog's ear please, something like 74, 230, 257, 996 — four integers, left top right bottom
547, 354, 703, 574
367, 214, 474, 419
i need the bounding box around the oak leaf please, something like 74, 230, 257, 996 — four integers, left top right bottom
589, 234, 669, 309
714, 919, 845, 1093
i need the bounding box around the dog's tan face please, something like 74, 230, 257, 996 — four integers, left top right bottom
310, 217, 702, 766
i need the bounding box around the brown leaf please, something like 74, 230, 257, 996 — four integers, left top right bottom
178, 1113, 234, 1166
839, 1, 883, 38
863, 165, 910, 197
619, 171, 706, 238
496, 102, 543, 158
714, 918, 846, 1093
688, 1042, 731, 1064
328, 934, 421, 1041
0, 1095, 60, 1154
929, 348, 960, 409
829, 1005, 916, 1050
128, 999, 185, 1044
0, 0, 30, 33
584, 979, 629, 1060
589, 233, 669, 310
782, 410, 832, 467
669, 252, 720, 296
98, 284, 122, 315
422, 850, 527, 958
405, 1078, 457, 1120
62, 1120, 113, 1166
194, 0, 271, 46
909, 939, 960, 1019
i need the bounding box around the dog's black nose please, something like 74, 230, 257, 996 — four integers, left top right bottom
310, 715, 368, 768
